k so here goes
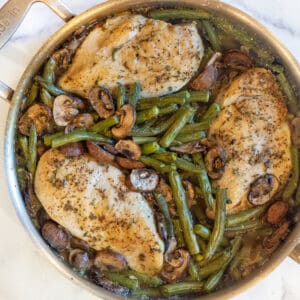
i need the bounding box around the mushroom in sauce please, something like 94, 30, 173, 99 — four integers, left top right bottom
205, 145, 226, 180
115, 156, 145, 169
126, 168, 159, 192
59, 142, 85, 157
18, 104, 52, 136
115, 140, 141, 161
222, 49, 253, 70
86, 140, 115, 165
69, 249, 89, 270
65, 113, 94, 133
94, 250, 127, 271
170, 141, 206, 154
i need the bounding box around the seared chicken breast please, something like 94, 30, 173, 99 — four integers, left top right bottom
35, 149, 164, 275
58, 13, 204, 98
210, 68, 292, 214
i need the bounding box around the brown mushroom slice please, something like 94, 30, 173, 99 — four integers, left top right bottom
222, 50, 253, 70
112, 104, 136, 139
88, 86, 115, 119
70, 236, 89, 252
41, 221, 70, 251
127, 168, 159, 192
170, 141, 206, 154
182, 180, 196, 208
102, 144, 119, 155
65, 113, 94, 133
53, 95, 84, 126
115, 156, 145, 169
205, 145, 226, 180
69, 249, 89, 270
18, 104, 52, 136
266, 200, 289, 225
59, 142, 85, 157
115, 140, 141, 161
263, 220, 290, 249
94, 250, 127, 271
86, 140, 115, 165
161, 249, 190, 283
248, 174, 279, 206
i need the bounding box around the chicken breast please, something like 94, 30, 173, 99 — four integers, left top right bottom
58, 13, 203, 98
34, 149, 164, 274
209, 68, 292, 214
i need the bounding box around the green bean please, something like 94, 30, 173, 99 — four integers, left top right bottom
36, 76, 65, 96
158, 104, 178, 116
27, 125, 37, 175
17, 168, 27, 191
175, 131, 206, 143
194, 224, 211, 240
202, 20, 220, 51
18, 135, 29, 161
226, 205, 266, 227
43, 57, 56, 83
154, 193, 174, 239
136, 106, 159, 124
188, 90, 210, 103
188, 259, 201, 281
40, 88, 54, 108
277, 72, 298, 114
129, 109, 182, 136
43, 131, 65, 146
149, 8, 210, 20
200, 103, 221, 122
120, 270, 163, 288
160, 281, 204, 296
141, 142, 160, 155
132, 136, 157, 144
172, 218, 186, 248
116, 84, 126, 110
152, 152, 177, 164
229, 250, 242, 281
140, 156, 166, 172
282, 146, 299, 199
192, 153, 214, 209
132, 288, 161, 297
268, 64, 284, 74
90, 115, 119, 133
161, 163, 177, 173
197, 237, 207, 253
225, 219, 264, 233
24, 81, 39, 109
169, 171, 200, 254
175, 157, 202, 174
179, 120, 210, 135
51, 129, 113, 148
103, 271, 138, 289
205, 189, 226, 260
128, 82, 141, 108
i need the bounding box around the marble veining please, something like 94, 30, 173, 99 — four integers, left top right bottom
0, 1, 299, 300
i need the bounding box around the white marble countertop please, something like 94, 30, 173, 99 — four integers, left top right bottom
0, 0, 299, 299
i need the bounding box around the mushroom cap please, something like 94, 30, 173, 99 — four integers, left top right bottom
59, 142, 85, 157
65, 113, 94, 133
94, 250, 127, 271
248, 174, 279, 206
86, 140, 115, 165
205, 145, 226, 180
18, 103, 52, 136
222, 49, 253, 70
115, 140, 141, 161
128, 168, 159, 192
112, 104, 136, 139
115, 156, 145, 169
88, 86, 115, 119
69, 249, 89, 270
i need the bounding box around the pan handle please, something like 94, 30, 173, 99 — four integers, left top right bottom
290, 243, 300, 264
0, 0, 74, 102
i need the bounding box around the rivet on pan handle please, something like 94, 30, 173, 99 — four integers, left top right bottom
0, 0, 75, 102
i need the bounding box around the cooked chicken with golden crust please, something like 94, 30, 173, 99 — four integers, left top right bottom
58, 13, 204, 98
34, 149, 164, 275
209, 68, 292, 214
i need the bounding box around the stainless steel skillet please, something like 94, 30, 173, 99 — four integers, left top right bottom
1, 0, 300, 299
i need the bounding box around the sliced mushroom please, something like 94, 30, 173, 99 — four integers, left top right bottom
263, 220, 290, 249
156, 212, 168, 241
164, 237, 177, 259
248, 174, 279, 206
94, 250, 127, 271
116, 156, 145, 169
37, 142, 48, 157
266, 200, 289, 225
170, 141, 206, 154
126, 168, 159, 192
69, 249, 89, 270
205, 145, 226, 179
222, 50, 253, 70
41, 221, 70, 251
115, 140, 141, 160
112, 104, 136, 139
88, 87, 115, 119
24, 185, 42, 219
59, 142, 85, 157
70, 236, 89, 252
52, 48, 72, 76
65, 113, 94, 133
161, 249, 190, 283
102, 144, 119, 155
86, 140, 115, 165
18, 104, 52, 136
53, 95, 84, 126
182, 180, 196, 208
36, 208, 50, 228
